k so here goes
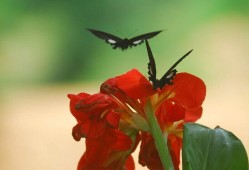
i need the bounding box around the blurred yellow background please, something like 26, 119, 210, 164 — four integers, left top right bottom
1, 1, 249, 169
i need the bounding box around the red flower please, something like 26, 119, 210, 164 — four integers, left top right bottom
68, 93, 120, 139
68, 93, 137, 170
101, 69, 206, 169
68, 68, 206, 170
77, 129, 134, 170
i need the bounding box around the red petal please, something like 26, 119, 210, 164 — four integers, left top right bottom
72, 119, 110, 140
77, 129, 133, 170
116, 69, 155, 99
168, 134, 182, 170
105, 110, 120, 128
184, 107, 203, 122
106, 129, 133, 151
139, 132, 164, 170
125, 155, 135, 170
164, 72, 206, 109
157, 101, 185, 124
75, 93, 116, 117
80, 139, 111, 167
68, 93, 90, 121
72, 122, 88, 141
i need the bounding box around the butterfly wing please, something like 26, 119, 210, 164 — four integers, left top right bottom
87, 28, 123, 47
145, 40, 158, 88
129, 30, 163, 47
157, 49, 193, 89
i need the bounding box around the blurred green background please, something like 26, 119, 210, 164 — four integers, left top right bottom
1, 0, 249, 170
1, 0, 248, 85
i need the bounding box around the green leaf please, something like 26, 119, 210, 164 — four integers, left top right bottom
182, 123, 248, 170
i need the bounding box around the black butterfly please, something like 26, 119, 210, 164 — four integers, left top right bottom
145, 40, 193, 90
87, 28, 163, 50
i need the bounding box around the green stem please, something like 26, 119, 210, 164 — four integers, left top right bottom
144, 99, 174, 170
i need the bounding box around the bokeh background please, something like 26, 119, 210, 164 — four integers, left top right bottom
1, 0, 249, 169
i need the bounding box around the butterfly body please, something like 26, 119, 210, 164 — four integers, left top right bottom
87, 28, 162, 50
145, 40, 193, 90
